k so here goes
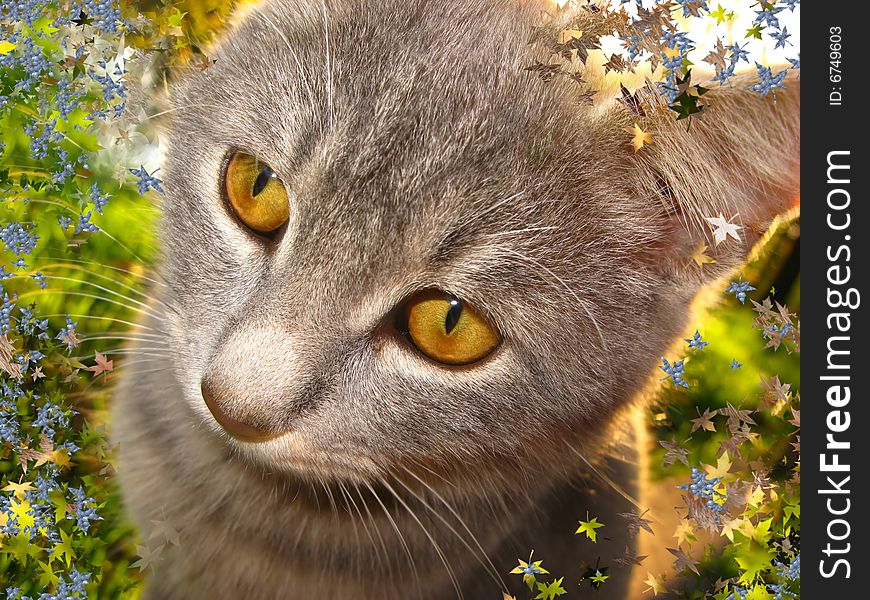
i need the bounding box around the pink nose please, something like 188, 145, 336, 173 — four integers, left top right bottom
200, 380, 284, 442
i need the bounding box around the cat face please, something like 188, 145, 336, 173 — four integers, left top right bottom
155, 0, 798, 488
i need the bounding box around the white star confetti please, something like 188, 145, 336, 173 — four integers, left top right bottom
704, 213, 742, 245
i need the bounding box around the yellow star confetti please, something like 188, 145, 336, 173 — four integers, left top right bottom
673, 519, 696, 545
705, 454, 732, 479
690, 244, 717, 268
2, 478, 36, 501
644, 572, 667, 596
628, 123, 655, 152
10, 499, 35, 530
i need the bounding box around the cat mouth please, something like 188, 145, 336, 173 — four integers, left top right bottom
232, 435, 384, 484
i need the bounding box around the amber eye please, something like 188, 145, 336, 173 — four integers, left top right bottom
402, 292, 500, 365
224, 152, 289, 234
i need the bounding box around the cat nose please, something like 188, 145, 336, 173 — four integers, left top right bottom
200, 379, 285, 441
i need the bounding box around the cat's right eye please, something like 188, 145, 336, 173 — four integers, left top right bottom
224, 152, 290, 234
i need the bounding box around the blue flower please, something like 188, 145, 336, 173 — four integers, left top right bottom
678, 466, 725, 515
770, 26, 792, 50
129, 165, 164, 195
74, 211, 100, 234
748, 63, 788, 99
90, 182, 110, 214
0, 223, 39, 256
725, 276, 756, 304
685, 330, 709, 351
660, 356, 689, 388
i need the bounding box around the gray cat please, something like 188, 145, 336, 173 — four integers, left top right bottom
112, 0, 800, 598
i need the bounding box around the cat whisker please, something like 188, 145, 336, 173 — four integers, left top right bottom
339, 482, 395, 581
498, 246, 608, 352
38, 313, 167, 334
77, 334, 166, 346
334, 482, 363, 553
38, 275, 157, 312
6, 271, 161, 315
104, 356, 165, 368
81, 347, 170, 359
407, 458, 456, 489
87, 224, 158, 272
340, 483, 394, 584
115, 364, 173, 378
395, 465, 507, 593
39, 265, 153, 300
363, 480, 422, 596
318, 476, 340, 518
142, 103, 226, 122
563, 441, 649, 515
351, 483, 397, 582
379, 477, 464, 600
20, 289, 168, 321
38, 255, 168, 288
250, 4, 323, 135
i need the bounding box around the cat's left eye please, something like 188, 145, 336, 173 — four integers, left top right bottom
398, 291, 500, 366
224, 152, 289, 234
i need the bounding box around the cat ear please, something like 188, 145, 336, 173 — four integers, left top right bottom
629, 72, 799, 279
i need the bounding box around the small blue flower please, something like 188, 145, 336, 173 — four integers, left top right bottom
770, 26, 792, 50
90, 183, 110, 214
660, 356, 689, 388
678, 466, 725, 516
129, 165, 164, 195
74, 211, 100, 234
0, 223, 39, 256
685, 330, 709, 351
727, 42, 750, 64
725, 276, 756, 304
748, 63, 788, 99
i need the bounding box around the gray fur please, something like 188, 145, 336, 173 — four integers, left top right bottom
113, 0, 799, 598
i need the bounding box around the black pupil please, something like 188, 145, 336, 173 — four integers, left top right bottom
445, 299, 463, 334
252, 164, 274, 197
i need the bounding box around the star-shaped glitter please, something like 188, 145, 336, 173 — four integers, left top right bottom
704, 213, 742, 245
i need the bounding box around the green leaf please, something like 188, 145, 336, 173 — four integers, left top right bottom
745, 25, 763, 40
535, 577, 567, 600
736, 543, 775, 584
575, 514, 605, 543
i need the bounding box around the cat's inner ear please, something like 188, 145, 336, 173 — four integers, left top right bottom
630, 72, 799, 275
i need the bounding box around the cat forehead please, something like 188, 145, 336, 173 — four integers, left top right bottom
172, 0, 591, 150
163, 0, 630, 272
